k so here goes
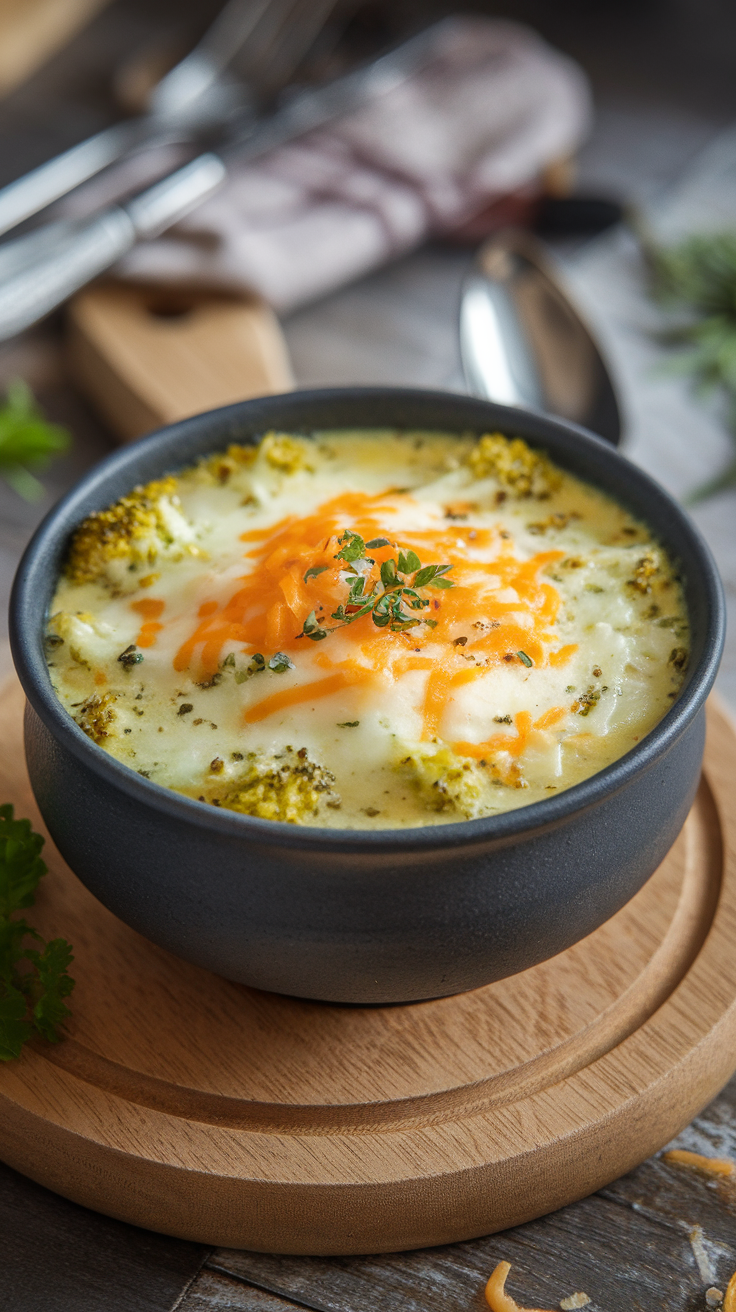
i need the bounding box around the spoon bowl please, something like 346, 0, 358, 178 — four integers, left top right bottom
460, 228, 622, 445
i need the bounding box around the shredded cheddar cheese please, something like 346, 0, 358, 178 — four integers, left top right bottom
46, 429, 689, 827
663, 1149, 735, 1178
485, 1262, 554, 1312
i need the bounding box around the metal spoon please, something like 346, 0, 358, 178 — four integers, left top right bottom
460, 228, 622, 446
0, 0, 340, 241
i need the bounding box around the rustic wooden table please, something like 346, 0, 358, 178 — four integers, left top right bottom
1, 2, 735, 1309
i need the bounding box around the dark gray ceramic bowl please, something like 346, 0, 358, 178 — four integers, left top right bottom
9, 389, 725, 1003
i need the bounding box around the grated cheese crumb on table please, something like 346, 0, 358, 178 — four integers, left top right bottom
485, 1261, 554, 1312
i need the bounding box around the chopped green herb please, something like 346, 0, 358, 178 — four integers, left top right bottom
235, 653, 267, 682
337, 721, 360, 728
0, 380, 70, 502
397, 549, 421, 573
117, 644, 143, 669
302, 610, 329, 641
334, 530, 366, 563
304, 565, 328, 582
380, 558, 399, 588
365, 537, 391, 549
517, 650, 533, 667
268, 652, 295, 673
299, 539, 455, 642
0, 804, 74, 1061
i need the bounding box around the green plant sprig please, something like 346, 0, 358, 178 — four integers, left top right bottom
300, 530, 454, 642
645, 229, 736, 502
0, 804, 75, 1061
0, 379, 70, 501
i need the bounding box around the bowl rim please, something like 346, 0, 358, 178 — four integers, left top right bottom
9, 386, 725, 855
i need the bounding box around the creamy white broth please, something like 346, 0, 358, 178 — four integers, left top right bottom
46, 430, 689, 828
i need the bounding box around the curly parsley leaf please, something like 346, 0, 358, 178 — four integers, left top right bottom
0, 380, 70, 502
0, 803, 47, 915
0, 804, 74, 1060
28, 938, 75, 1042
0, 981, 31, 1061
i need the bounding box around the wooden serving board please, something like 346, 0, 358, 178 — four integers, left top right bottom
1, 673, 736, 1256
67, 282, 294, 442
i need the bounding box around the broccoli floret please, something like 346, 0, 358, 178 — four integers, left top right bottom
467, 433, 561, 499
206, 748, 340, 823
259, 432, 313, 474
64, 476, 194, 588
396, 743, 515, 819
73, 692, 118, 744
196, 443, 258, 485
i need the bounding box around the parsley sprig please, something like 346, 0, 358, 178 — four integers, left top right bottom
301, 530, 454, 641
0, 380, 70, 501
0, 805, 75, 1061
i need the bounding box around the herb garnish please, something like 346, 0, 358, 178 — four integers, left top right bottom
0, 380, 70, 501
517, 650, 533, 667
118, 644, 143, 669
0, 805, 75, 1061
645, 229, 736, 500
300, 531, 454, 641
268, 652, 295, 673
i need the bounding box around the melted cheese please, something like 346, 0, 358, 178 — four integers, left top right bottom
46, 430, 689, 828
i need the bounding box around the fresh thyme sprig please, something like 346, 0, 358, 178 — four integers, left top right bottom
644, 228, 736, 502
0, 379, 70, 501
301, 530, 454, 641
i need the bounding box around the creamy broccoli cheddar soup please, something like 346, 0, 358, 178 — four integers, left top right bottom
46, 431, 689, 828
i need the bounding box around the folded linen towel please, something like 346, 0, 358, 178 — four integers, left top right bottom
114, 17, 591, 313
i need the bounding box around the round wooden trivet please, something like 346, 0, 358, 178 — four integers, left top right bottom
1, 675, 735, 1256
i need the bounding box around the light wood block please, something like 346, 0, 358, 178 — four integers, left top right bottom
1, 674, 735, 1255
0, 0, 111, 97
67, 282, 294, 442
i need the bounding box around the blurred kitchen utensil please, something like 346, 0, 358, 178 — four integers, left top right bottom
0, 20, 452, 342
0, 0, 339, 239
460, 228, 621, 445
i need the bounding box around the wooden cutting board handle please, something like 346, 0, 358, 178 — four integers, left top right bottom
67, 282, 294, 443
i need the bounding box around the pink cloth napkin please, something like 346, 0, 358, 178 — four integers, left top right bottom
114, 17, 590, 313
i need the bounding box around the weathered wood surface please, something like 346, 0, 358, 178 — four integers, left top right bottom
184, 1075, 736, 1311
0, 1160, 206, 1312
